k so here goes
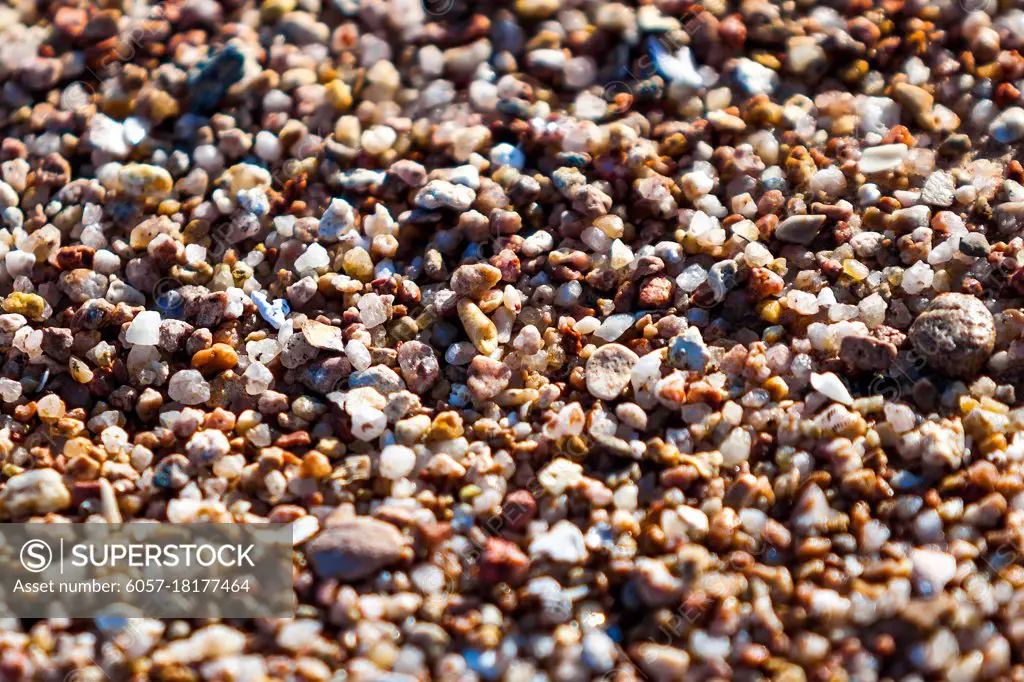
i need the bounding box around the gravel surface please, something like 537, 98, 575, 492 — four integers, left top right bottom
3, 0, 1024, 680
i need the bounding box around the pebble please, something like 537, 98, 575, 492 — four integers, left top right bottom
529, 520, 588, 564
920, 171, 955, 207
301, 320, 345, 352
379, 444, 417, 479
457, 300, 498, 355
594, 314, 634, 342
415, 180, 475, 211
989, 107, 1024, 143
859, 144, 909, 174
349, 366, 405, 396
86, 114, 132, 157
0, 469, 70, 518
909, 293, 995, 378
586, 343, 640, 400
305, 518, 405, 581
317, 198, 356, 242
775, 214, 827, 244
397, 341, 440, 394
651, 42, 703, 89
250, 291, 290, 329
910, 548, 957, 595
294, 243, 330, 274
733, 58, 778, 96
119, 164, 173, 198
349, 404, 387, 440
893, 83, 936, 130
167, 369, 211, 405
126, 311, 161, 345
467, 356, 512, 401
840, 335, 897, 372
810, 372, 854, 405
451, 264, 501, 298
669, 328, 711, 373
357, 293, 388, 328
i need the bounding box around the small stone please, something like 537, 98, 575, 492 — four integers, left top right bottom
893, 82, 936, 130
786, 36, 826, 75
305, 518, 405, 581
651, 42, 703, 88
515, 0, 559, 19
86, 114, 131, 157
397, 341, 440, 394
586, 343, 640, 400
349, 365, 405, 396
859, 144, 909, 174
379, 444, 416, 479
530, 520, 588, 563
748, 267, 784, 299
345, 340, 372, 371
301, 320, 345, 351
502, 490, 537, 532
594, 314, 634, 342
349, 404, 387, 441
168, 370, 211, 405
635, 644, 690, 681
775, 214, 827, 244
450, 264, 501, 297
1, 469, 71, 518
910, 548, 957, 595
733, 58, 778, 96
810, 372, 854, 405
414, 180, 475, 211
59, 268, 108, 302
990, 107, 1024, 143
159, 320, 195, 353
251, 291, 290, 330
908, 293, 995, 378
291, 516, 319, 546
490, 143, 525, 169
126, 310, 161, 345
457, 299, 498, 354
189, 45, 246, 113
294, 243, 330, 274
243, 362, 273, 395
921, 171, 955, 207
2, 292, 48, 321
479, 538, 530, 584
639, 275, 675, 308
119, 164, 173, 198
361, 125, 397, 154
317, 198, 356, 242
191, 343, 238, 375
669, 328, 711, 373
357, 293, 388, 328
342, 248, 374, 281
185, 429, 231, 465
840, 335, 897, 372
467, 355, 512, 401
0, 378, 22, 402
676, 264, 708, 293
902, 261, 934, 295
959, 233, 989, 257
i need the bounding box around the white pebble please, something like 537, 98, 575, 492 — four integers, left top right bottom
810, 372, 854, 405
345, 339, 372, 371
379, 444, 416, 479
126, 311, 161, 345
